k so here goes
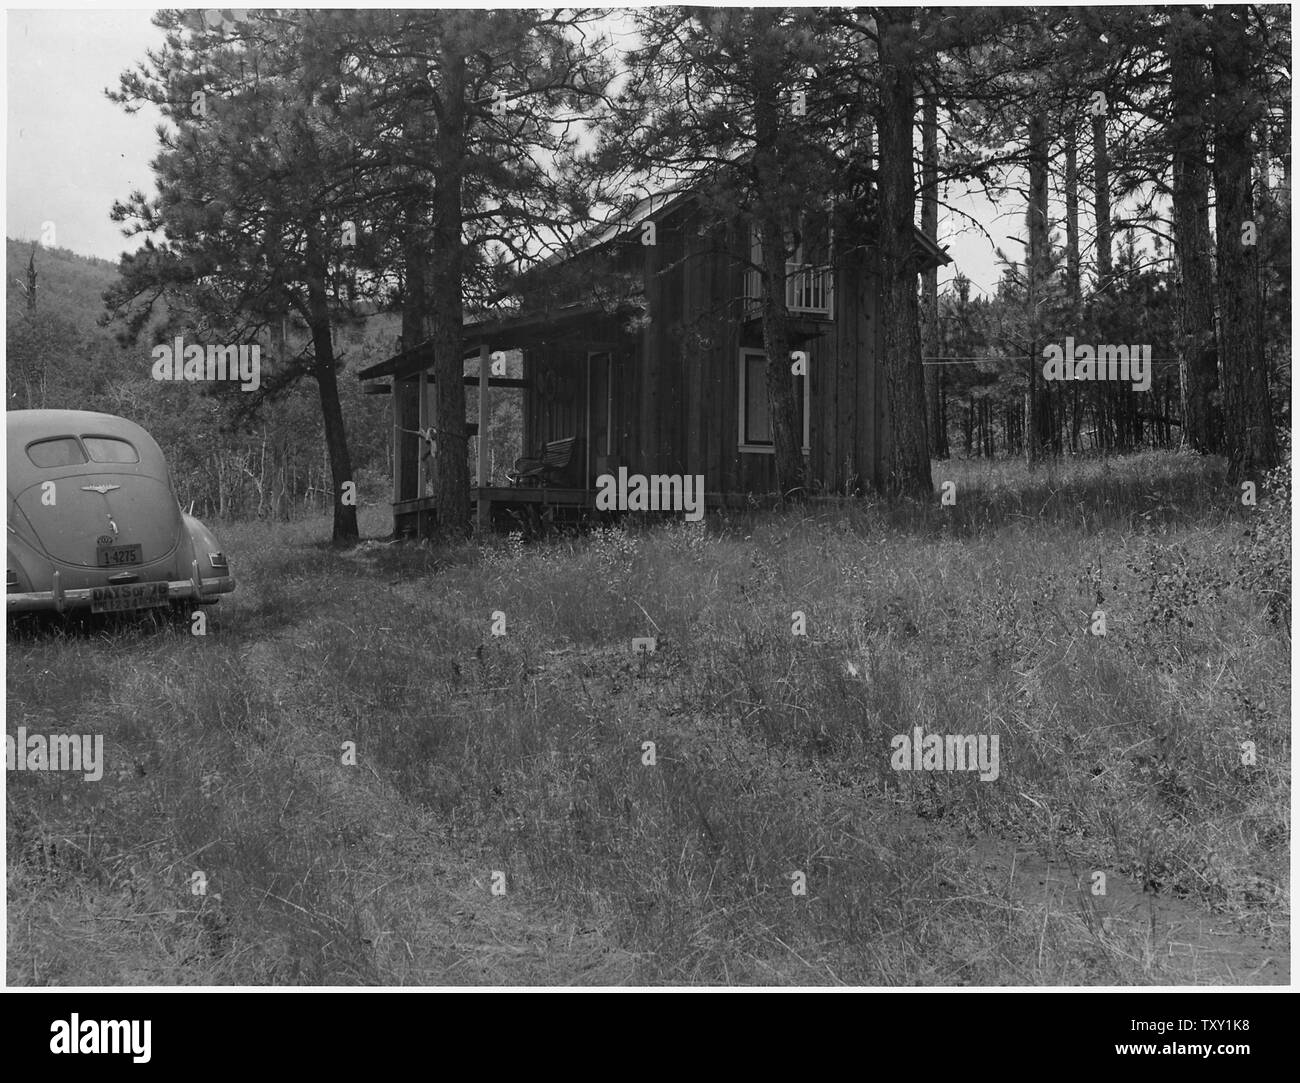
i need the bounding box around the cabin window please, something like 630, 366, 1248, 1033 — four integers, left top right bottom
26, 437, 87, 468
83, 436, 140, 464
738, 348, 810, 455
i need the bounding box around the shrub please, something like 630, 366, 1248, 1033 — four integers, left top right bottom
1236, 437, 1291, 628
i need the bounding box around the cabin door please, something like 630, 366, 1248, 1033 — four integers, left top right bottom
587, 351, 612, 487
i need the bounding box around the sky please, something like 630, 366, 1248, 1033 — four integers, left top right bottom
6, 8, 168, 264
3, 7, 1004, 293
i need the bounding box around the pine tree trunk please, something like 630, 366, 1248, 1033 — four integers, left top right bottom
1064, 121, 1081, 303
876, 7, 932, 497
753, 85, 807, 501
757, 221, 807, 500
920, 93, 945, 458
397, 196, 428, 506
1064, 118, 1082, 459
1026, 111, 1050, 464
304, 229, 359, 544
429, 48, 471, 538
1092, 111, 1115, 458
1093, 113, 1112, 293
1211, 8, 1278, 483
1169, 14, 1221, 454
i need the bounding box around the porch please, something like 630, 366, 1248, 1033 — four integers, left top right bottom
358, 301, 640, 536
390, 485, 772, 538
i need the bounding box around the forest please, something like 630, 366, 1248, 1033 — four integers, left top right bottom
6, 6, 1289, 540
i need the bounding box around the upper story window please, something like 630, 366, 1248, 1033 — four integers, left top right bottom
744, 208, 834, 318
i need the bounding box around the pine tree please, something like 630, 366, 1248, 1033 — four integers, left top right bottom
1209, 6, 1279, 483
1167, 7, 1221, 454
874, 7, 932, 496
342, 10, 610, 538
107, 9, 369, 542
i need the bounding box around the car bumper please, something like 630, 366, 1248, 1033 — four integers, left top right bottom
7, 560, 235, 614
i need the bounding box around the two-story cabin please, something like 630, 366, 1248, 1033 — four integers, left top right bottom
357, 185, 950, 536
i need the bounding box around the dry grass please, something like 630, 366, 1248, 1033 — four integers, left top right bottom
6, 449, 1290, 985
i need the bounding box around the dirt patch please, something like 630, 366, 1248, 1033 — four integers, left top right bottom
958, 835, 1288, 985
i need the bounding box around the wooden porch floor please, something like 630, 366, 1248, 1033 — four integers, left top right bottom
393, 487, 596, 537
392, 486, 787, 537
393, 487, 593, 518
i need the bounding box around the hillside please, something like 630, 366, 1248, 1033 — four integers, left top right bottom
3, 240, 400, 516
6, 239, 124, 340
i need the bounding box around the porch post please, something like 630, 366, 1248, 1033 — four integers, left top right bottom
477, 343, 491, 532
585, 352, 592, 491
417, 370, 428, 540
390, 381, 400, 509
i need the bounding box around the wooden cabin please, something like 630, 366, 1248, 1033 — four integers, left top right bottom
357, 186, 951, 536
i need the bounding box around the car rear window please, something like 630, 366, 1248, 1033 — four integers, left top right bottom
26, 437, 88, 468
83, 436, 140, 464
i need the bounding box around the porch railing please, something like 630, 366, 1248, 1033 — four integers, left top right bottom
744, 263, 833, 317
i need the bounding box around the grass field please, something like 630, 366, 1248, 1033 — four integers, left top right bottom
6, 450, 1290, 985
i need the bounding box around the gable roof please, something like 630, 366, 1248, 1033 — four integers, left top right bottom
535, 186, 695, 270
537, 181, 952, 272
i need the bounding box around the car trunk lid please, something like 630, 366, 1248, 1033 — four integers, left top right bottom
13, 472, 182, 568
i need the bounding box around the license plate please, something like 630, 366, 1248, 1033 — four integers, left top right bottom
97, 543, 142, 568
91, 582, 168, 613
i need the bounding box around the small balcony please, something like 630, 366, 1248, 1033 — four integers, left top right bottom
744, 263, 834, 318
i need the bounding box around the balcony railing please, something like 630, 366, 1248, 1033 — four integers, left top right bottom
744, 263, 833, 317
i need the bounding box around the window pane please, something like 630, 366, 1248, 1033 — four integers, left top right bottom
83, 436, 139, 464
26, 437, 87, 468
745, 355, 771, 444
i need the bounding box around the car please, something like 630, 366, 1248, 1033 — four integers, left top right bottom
7, 409, 235, 616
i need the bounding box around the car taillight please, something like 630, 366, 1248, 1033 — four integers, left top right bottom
7, 569, 18, 592
209, 552, 228, 569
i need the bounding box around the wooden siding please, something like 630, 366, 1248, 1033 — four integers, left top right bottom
510, 201, 889, 499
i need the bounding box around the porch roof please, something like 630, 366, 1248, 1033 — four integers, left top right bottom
911, 230, 952, 268
357, 301, 639, 381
